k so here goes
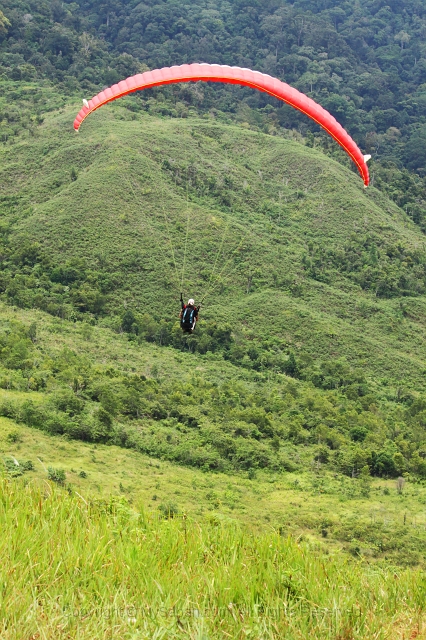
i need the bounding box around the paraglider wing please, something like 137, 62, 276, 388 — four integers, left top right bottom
73, 63, 369, 186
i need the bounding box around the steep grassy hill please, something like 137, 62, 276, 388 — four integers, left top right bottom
2, 100, 426, 482
2, 99, 426, 392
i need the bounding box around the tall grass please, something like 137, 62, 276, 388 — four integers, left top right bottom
1, 476, 425, 639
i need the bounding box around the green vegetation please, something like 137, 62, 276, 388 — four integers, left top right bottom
2, 0, 426, 175
1, 475, 426, 639
2, 1, 426, 634
3, 0, 426, 228
3, 409, 426, 568
2, 108, 426, 486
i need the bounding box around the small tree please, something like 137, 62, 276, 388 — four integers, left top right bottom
396, 476, 405, 495
121, 309, 138, 334
360, 465, 371, 497
28, 322, 37, 343
284, 351, 299, 378
158, 501, 179, 519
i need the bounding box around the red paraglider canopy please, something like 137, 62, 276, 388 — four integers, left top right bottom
73, 63, 370, 186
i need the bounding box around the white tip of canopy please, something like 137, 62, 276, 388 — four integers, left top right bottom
83, 99, 89, 108
363, 154, 372, 163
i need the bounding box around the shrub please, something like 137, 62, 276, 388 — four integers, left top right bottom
50, 389, 85, 416
4, 457, 23, 477
0, 400, 20, 421
158, 502, 179, 519
4, 458, 33, 476
348, 540, 361, 557
48, 467, 66, 485
6, 430, 22, 443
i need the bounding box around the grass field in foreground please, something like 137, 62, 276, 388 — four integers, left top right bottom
2, 412, 426, 569
1, 475, 426, 640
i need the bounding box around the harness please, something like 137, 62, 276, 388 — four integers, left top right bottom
182, 306, 196, 328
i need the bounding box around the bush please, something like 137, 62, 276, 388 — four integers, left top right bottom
6, 430, 22, 443
158, 502, 179, 519
4, 457, 23, 477
4, 458, 33, 476
48, 467, 66, 485
50, 389, 85, 416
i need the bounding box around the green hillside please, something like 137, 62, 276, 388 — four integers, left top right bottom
2, 298, 426, 636
2, 101, 426, 390
1, 102, 426, 485
3, 100, 426, 636
0, 298, 426, 565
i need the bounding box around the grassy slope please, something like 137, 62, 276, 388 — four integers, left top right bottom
2, 102, 426, 394
1, 302, 426, 568
2, 476, 426, 640
2, 105, 426, 637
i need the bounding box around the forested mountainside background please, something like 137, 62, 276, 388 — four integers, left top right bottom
2, 0, 426, 173
3, 0, 426, 231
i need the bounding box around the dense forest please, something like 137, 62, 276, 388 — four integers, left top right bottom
2, 0, 426, 171
2, 0, 426, 230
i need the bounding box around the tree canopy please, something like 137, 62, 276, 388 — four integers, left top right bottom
2, 0, 426, 173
